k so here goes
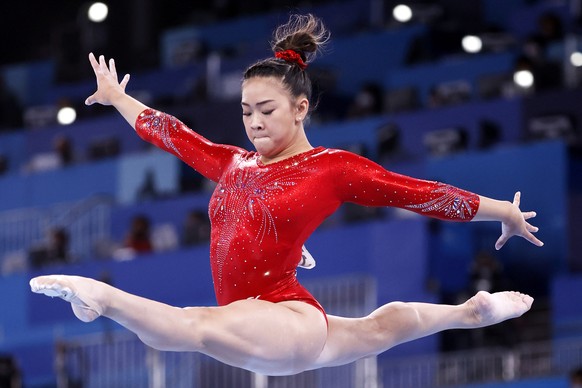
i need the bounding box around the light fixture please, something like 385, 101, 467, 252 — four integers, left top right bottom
391, 3, 442, 24
57, 106, 77, 125
462, 32, 516, 54
462, 35, 483, 54
393, 4, 413, 23
87, 2, 108, 23
513, 70, 534, 89
570, 51, 582, 67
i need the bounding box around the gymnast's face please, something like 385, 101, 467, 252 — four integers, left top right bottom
241, 76, 308, 163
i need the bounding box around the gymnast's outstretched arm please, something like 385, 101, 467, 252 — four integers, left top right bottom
84, 53, 147, 130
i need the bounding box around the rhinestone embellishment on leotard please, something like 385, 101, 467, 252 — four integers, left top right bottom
139, 111, 183, 157
210, 157, 313, 291
404, 183, 477, 220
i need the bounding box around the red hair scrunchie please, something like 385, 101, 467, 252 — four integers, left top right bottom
275, 49, 308, 70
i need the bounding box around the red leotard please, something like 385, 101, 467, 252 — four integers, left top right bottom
135, 109, 480, 319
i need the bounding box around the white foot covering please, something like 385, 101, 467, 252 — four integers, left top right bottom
298, 245, 316, 269
30, 275, 102, 323
469, 290, 533, 328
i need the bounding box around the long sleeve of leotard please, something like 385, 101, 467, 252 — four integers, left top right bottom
134, 109, 245, 182
327, 149, 480, 221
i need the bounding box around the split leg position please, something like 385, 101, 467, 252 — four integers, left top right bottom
30, 275, 532, 375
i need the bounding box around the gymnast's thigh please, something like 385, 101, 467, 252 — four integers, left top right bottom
190, 299, 328, 374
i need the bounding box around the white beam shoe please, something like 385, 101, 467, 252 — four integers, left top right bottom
30, 275, 102, 322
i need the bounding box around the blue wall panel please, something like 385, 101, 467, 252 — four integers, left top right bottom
28, 160, 117, 207
116, 150, 180, 205
456, 376, 567, 388
427, 141, 568, 295
0, 174, 28, 210
552, 274, 582, 340
0, 160, 117, 211
0, 132, 26, 174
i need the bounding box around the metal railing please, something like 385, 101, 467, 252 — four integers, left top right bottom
53, 272, 582, 388
379, 338, 582, 388
55, 275, 378, 388
0, 196, 112, 269
60, 334, 582, 388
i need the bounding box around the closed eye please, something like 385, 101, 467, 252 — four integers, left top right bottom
262, 110, 274, 115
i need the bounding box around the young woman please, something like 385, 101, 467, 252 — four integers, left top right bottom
30, 14, 543, 376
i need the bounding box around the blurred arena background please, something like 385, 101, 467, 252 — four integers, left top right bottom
0, 0, 581, 387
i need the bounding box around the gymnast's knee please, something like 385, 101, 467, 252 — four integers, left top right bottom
367, 302, 421, 343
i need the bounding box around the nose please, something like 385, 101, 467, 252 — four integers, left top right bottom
250, 114, 263, 130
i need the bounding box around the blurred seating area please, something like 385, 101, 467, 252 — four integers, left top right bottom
1, 0, 582, 386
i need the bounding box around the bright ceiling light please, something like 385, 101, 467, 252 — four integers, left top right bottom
88, 2, 108, 23
513, 70, 534, 88
393, 4, 413, 23
57, 106, 77, 125
462, 35, 483, 53
570, 51, 582, 67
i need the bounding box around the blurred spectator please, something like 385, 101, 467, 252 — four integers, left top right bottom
347, 83, 384, 119
377, 123, 403, 164
27, 134, 76, 172
50, 227, 71, 262
151, 223, 180, 252
55, 341, 86, 388
0, 154, 8, 175
54, 134, 74, 166
29, 227, 73, 269
571, 367, 582, 388
0, 75, 24, 131
441, 250, 516, 352
514, 53, 562, 93
469, 250, 508, 294
137, 169, 160, 201
123, 214, 153, 254
477, 120, 501, 150
1, 250, 28, 275
182, 209, 211, 246
307, 67, 352, 123
514, 12, 565, 93
468, 251, 516, 349
0, 354, 21, 388
529, 11, 564, 51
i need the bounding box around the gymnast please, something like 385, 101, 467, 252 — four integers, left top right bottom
30, 14, 543, 376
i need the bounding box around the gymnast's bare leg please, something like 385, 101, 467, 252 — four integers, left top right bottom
30, 275, 532, 375
312, 290, 532, 368
30, 275, 328, 375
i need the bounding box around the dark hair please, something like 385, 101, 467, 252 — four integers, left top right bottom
243, 14, 329, 111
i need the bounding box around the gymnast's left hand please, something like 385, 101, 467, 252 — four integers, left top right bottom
85, 52, 130, 107
494, 191, 543, 250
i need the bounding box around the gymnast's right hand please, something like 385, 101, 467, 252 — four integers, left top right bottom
85, 52, 130, 107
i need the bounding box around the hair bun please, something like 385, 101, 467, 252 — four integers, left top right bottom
271, 14, 329, 66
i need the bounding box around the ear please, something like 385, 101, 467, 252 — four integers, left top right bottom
295, 97, 309, 122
